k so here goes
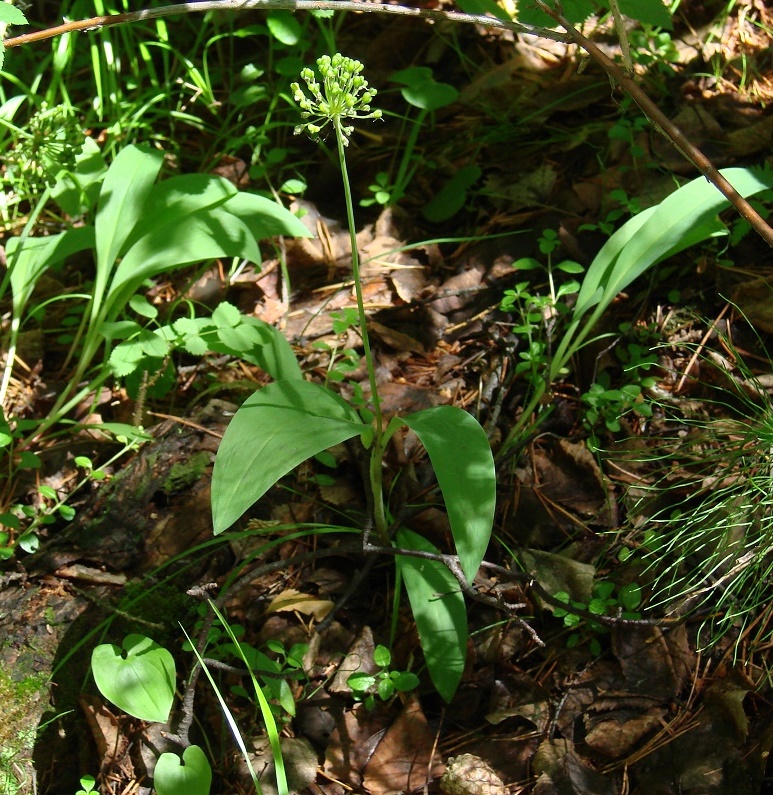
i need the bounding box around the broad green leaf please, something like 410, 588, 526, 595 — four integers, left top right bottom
390, 67, 459, 111
396, 528, 467, 702
402, 406, 495, 583
237, 317, 303, 381
223, 191, 312, 240
139, 329, 171, 358
7, 227, 95, 313
128, 295, 158, 319
182, 334, 209, 356
518, 0, 595, 26
121, 173, 237, 253
211, 380, 365, 533
155, 745, 211, 795
616, 0, 672, 28
213, 301, 242, 327
109, 341, 144, 377
100, 320, 142, 340
573, 207, 654, 319
95, 146, 163, 286
579, 168, 773, 320
267, 10, 302, 45
91, 634, 175, 723
106, 208, 261, 319
0, 0, 27, 67
0, 408, 12, 447
604, 168, 767, 295
0, 3, 27, 25
216, 322, 263, 352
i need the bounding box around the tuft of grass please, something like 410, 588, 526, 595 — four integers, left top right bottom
628, 338, 773, 654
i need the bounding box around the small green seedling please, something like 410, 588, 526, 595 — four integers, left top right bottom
222, 638, 308, 720
347, 645, 420, 709
0, 426, 146, 558
91, 633, 213, 795
552, 581, 642, 656
361, 66, 460, 216
75, 774, 97, 795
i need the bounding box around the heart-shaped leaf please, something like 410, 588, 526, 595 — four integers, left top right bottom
91, 634, 175, 723
154, 745, 212, 795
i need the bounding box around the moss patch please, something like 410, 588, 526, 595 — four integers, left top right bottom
0, 667, 48, 795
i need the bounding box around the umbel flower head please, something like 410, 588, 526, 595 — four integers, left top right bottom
291, 53, 382, 146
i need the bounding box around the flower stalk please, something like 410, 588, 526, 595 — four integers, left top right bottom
292, 54, 389, 541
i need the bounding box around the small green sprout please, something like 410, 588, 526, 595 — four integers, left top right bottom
347, 644, 420, 709
75, 774, 97, 795
291, 53, 382, 145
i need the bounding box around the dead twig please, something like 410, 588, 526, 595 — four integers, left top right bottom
2, 0, 567, 48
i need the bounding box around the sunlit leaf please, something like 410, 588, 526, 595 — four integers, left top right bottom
91, 634, 175, 723
402, 406, 495, 583
212, 380, 365, 533
155, 745, 211, 795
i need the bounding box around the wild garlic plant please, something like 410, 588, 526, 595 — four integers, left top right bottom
212, 55, 497, 702
290, 54, 391, 540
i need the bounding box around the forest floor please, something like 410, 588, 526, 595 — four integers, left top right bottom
2, 1, 773, 794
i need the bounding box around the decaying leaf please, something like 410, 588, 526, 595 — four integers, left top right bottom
266, 588, 334, 621
363, 695, 444, 795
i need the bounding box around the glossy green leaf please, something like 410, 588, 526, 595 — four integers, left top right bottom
577, 168, 773, 321
402, 406, 495, 583
0, 409, 12, 448
223, 191, 312, 240
121, 173, 237, 252
267, 10, 302, 45
396, 528, 467, 702
555, 167, 773, 381
0, 3, 27, 25
91, 634, 175, 723
106, 208, 260, 319
7, 227, 95, 315
390, 67, 459, 111
616, 0, 672, 28
518, 0, 595, 26
243, 323, 302, 380
212, 380, 365, 533
155, 745, 212, 795
95, 146, 163, 289
0, 0, 27, 69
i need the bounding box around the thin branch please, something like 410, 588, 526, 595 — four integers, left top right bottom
2, 0, 568, 48
5, 1, 772, 246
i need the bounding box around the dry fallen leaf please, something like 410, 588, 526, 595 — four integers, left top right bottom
363, 695, 444, 795
266, 588, 334, 621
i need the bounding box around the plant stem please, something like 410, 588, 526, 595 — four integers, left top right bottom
0, 185, 53, 409
332, 117, 389, 543
391, 108, 427, 203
